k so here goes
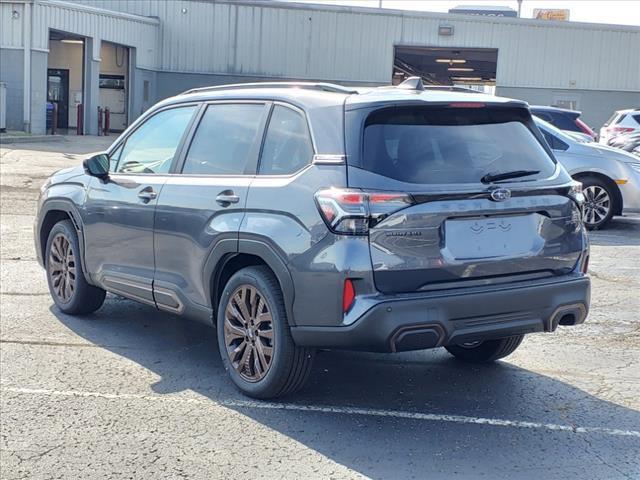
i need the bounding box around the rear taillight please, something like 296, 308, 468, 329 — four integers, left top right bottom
315, 188, 413, 235
575, 118, 596, 139
342, 279, 356, 314
612, 127, 634, 134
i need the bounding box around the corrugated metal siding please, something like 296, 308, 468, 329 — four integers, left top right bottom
0, 0, 159, 69
32, 1, 160, 69
33, 0, 640, 91
0, 3, 25, 48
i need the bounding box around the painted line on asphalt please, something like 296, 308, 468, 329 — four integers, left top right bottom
3, 386, 640, 438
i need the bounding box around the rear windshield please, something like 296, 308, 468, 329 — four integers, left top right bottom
362, 107, 556, 185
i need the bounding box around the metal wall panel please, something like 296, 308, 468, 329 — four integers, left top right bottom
43, 0, 640, 91
0, 0, 160, 69
0, 2, 25, 48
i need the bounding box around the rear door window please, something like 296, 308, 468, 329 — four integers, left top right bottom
182, 103, 266, 175
361, 107, 556, 184
259, 105, 313, 175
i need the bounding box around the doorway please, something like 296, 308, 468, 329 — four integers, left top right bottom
47, 69, 70, 129
48, 30, 85, 134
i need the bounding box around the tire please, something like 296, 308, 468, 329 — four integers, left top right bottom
445, 335, 524, 363
45, 220, 106, 315
579, 176, 616, 230
217, 266, 314, 399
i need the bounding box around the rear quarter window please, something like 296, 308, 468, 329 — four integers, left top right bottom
361, 106, 556, 185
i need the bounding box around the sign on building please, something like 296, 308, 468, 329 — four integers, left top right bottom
533, 9, 570, 21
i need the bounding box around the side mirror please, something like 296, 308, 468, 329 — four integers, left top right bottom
83, 154, 110, 180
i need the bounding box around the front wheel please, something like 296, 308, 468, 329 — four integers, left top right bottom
445, 335, 524, 363
217, 266, 314, 399
45, 220, 106, 315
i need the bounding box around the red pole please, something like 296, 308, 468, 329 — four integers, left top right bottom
77, 104, 83, 135
104, 107, 110, 136
97, 107, 103, 136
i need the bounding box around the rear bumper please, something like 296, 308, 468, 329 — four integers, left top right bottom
291, 275, 590, 352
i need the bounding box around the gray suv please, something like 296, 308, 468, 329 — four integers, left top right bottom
35, 79, 591, 399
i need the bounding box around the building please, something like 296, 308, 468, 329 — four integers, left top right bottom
1, 0, 638, 134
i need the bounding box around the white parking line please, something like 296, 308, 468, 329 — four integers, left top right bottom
3, 386, 640, 438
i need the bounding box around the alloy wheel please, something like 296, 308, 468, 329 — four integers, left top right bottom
223, 285, 275, 382
48, 233, 76, 303
582, 185, 611, 227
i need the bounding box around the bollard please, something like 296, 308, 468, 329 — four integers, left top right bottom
103, 107, 110, 136
77, 104, 84, 135
97, 107, 103, 136
52, 102, 58, 136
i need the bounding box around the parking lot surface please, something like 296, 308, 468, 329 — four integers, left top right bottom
1, 137, 639, 479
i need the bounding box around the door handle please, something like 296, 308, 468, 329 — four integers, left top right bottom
216, 191, 240, 206
138, 187, 157, 202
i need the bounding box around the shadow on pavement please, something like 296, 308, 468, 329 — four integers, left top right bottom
587, 214, 640, 246
53, 296, 640, 479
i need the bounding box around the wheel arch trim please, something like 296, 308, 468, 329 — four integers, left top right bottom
204, 237, 296, 326
37, 199, 93, 283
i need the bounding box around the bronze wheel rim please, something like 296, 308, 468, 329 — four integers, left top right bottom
224, 285, 274, 382
48, 233, 76, 303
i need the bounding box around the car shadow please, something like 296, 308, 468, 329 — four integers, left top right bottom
588, 214, 640, 246
52, 298, 640, 479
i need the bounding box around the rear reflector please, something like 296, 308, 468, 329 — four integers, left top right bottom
343, 279, 356, 314
581, 255, 589, 274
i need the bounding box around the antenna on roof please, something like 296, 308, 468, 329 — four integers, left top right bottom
397, 76, 425, 91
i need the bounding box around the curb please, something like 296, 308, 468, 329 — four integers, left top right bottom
0, 135, 66, 145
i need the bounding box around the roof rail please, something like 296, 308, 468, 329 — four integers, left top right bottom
181, 82, 358, 96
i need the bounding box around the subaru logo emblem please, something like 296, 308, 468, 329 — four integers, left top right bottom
490, 188, 511, 202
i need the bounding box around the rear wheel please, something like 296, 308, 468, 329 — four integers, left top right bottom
45, 220, 106, 315
445, 335, 524, 363
579, 176, 616, 230
217, 266, 314, 399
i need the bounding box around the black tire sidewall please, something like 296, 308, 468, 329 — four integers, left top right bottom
45, 220, 104, 314
216, 267, 294, 398
446, 335, 524, 363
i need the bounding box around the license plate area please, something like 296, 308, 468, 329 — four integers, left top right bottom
443, 214, 540, 260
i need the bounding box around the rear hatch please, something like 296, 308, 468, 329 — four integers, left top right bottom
344, 101, 584, 294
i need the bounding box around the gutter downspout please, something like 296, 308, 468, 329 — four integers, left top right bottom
23, 1, 32, 132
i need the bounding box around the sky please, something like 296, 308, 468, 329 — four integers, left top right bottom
289, 0, 640, 26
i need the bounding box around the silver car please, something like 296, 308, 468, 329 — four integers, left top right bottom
535, 117, 640, 229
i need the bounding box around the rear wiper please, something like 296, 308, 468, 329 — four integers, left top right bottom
481, 169, 540, 184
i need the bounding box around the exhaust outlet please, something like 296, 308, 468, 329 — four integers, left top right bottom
547, 303, 587, 331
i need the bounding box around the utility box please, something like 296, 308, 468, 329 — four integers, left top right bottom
0, 82, 6, 132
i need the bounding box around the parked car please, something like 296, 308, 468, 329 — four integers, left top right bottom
535, 117, 640, 229
608, 130, 640, 153
599, 108, 640, 145
35, 79, 591, 399
530, 105, 597, 141
565, 131, 595, 143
